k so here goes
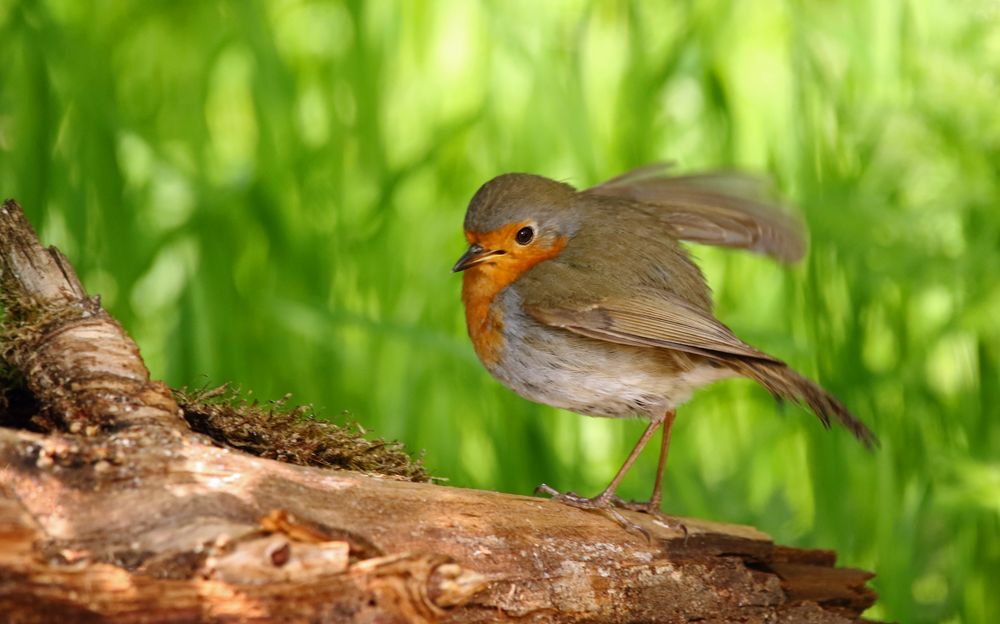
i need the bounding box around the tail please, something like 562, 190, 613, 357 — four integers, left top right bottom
731, 359, 878, 449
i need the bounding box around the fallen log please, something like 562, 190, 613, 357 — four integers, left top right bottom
0, 198, 877, 623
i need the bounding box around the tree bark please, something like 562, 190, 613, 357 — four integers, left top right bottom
0, 199, 878, 623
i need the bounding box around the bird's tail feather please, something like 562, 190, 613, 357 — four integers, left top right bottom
732, 360, 878, 448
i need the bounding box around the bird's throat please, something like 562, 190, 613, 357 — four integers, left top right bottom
460, 236, 567, 366
462, 269, 506, 366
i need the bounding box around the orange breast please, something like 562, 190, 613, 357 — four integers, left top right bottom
460, 226, 567, 367
462, 272, 506, 366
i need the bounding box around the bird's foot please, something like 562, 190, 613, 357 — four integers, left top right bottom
610, 496, 689, 539
609, 496, 660, 513
534, 483, 613, 509
535, 484, 651, 541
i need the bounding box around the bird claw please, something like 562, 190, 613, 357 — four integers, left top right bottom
609, 495, 660, 513
533, 483, 560, 497
603, 507, 653, 542
535, 483, 653, 540
610, 496, 689, 539
535, 483, 612, 509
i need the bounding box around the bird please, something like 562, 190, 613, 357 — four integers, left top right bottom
452, 164, 876, 526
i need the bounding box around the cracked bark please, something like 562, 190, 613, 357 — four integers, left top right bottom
0, 198, 878, 623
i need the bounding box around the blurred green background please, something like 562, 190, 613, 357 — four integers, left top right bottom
1, 1, 997, 621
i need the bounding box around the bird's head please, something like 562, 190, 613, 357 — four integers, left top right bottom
452, 173, 578, 280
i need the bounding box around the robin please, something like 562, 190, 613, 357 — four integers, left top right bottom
452, 164, 876, 526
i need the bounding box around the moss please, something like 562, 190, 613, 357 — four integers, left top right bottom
0, 279, 91, 431
175, 384, 429, 482
0, 275, 428, 480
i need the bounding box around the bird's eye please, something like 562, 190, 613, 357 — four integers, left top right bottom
515, 226, 535, 245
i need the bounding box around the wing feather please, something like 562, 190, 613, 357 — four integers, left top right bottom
585, 164, 806, 263
524, 292, 781, 364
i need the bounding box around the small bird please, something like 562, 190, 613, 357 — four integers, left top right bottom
452, 164, 876, 523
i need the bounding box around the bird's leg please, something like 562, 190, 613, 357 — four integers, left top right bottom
612, 409, 676, 513
608, 409, 687, 539
536, 417, 663, 510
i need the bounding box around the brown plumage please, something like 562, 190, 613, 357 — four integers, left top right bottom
453, 164, 876, 523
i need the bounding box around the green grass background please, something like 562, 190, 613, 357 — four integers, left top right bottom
1, 1, 997, 621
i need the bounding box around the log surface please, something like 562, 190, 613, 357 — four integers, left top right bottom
0, 199, 877, 623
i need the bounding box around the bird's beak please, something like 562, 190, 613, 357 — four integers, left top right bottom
452, 243, 505, 272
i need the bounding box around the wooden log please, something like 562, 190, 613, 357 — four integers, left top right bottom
0, 199, 878, 623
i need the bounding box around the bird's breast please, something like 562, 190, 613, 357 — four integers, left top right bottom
461, 270, 506, 366
469, 286, 737, 419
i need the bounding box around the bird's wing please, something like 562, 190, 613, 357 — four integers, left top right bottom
584, 163, 806, 263
522, 285, 781, 364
